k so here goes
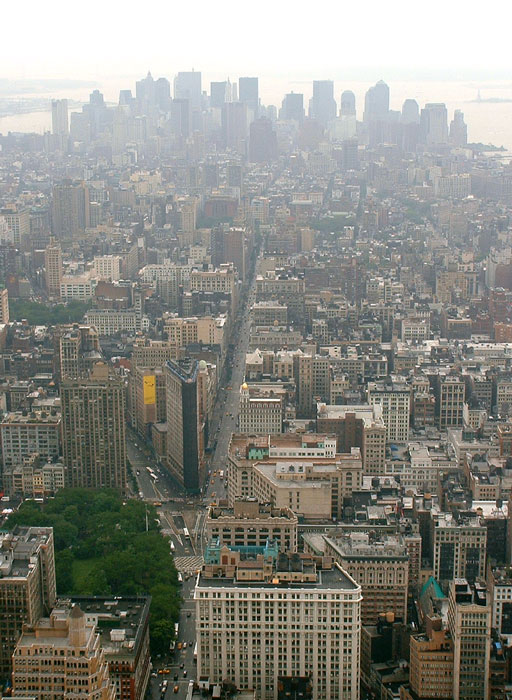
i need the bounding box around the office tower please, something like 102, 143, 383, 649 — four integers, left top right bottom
239, 382, 283, 433
323, 532, 409, 625
367, 380, 410, 442
44, 238, 63, 297
0, 287, 8, 323
448, 579, 491, 700
51, 98, 69, 135
407, 617, 454, 700
227, 163, 243, 189
196, 547, 361, 699
239, 76, 259, 118
0, 204, 30, 247
340, 90, 356, 116
401, 98, 419, 124
450, 109, 468, 146
165, 358, 205, 492
309, 80, 336, 126
297, 354, 331, 417
438, 375, 465, 429
52, 181, 88, 239
279, 92, 304, 122
433, 513, 486, 585
127, 366, 166, 439
61, 362, 126, 490
420, 103, 449, 145
210, 81, 230, 108
170, 98, 191, 138
155, 77, 171, 109
342, 138, 359, 170
222, 101, 248, 153
59, 324, 101, 379
363, 80, 389, 123
174, 71, 202, 110
12, 604, 114, 700
0, 526, 56, 680
249, 117, 277, 163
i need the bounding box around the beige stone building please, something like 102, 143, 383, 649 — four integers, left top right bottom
12, 604, 114, 700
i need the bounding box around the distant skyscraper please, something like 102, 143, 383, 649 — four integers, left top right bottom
171, 98, 191, 138
222, 102, 248, 154
363, 80, 389, 123
155, 77, 171, 110
210, 81, 230, 109
450, 109, 468, 146
174, 71, 202, 110
280, 92, 304, 122
238, 77, 259, 118
309, 80, 337, 126
51, 99, 69, 136
61, 362, 126, 491
44, 237, 63, 298
52, 181, 88, 239
340, 90, 356, 116
249, 117, 277, 163
401, 99, 420, 124
420, 103, 449, 145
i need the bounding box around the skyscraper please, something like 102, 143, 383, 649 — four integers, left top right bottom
450, 109, 468, 146
51, 181, 88, 239
420, 103, 449, 145
249, 117, 278, 163
363, 80, 389, 123
238, 76, 259, 118
340, 90, 356, 116
44, 237, 63, 298
174, 71, 202, 110
309, 80, 337, 126
401, 98, 420, 124
222, 101, 248, 154
279, 92, 304, 122
61, 362, 126, 490
51, 99, 69, 135
210, 81, 231, 109
0, 526, 56, 680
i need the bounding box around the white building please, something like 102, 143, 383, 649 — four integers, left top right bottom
93, 255, 122, 281
238, 383, 283, 434
60, 271, 98, 301
367, 380, 410, 443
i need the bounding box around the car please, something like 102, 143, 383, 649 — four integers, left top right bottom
180, 663, 184, 669
177, 642, 182, 650
173, 685, 179, 693
187, 612, 191, 618
163, 669, 170, 674
174, 674, 178, 681
183, 671, 187, 678
182, 642, 187, 649
158, 669, 165, 674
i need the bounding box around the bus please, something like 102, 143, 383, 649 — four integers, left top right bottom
193, 642, 197, 664
219, 470, 224, 479
174, 622, 179, 638
170, 540, 175, 553
183, 527, 190, 539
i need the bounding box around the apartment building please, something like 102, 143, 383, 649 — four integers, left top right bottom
0, 409, 61, 474
94, 255, 122, 281
195, 548, 361, 700
367, 380, 410, 443
432, 514, 487, 586
238, 382, 284, 434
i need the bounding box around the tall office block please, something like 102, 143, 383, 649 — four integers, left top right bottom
450, 109, 468, 146
210, 81, 230, 109
0, 526, 56, 680
438, 375, 465, 429
0, 287, 8, 323
52, 181, 88, 239
401, 99, 420, 124
61, 362, 126, 490
222, 102, 248, 154
51, 99, 69, 135
0, 204, 30, 247
363, 80, 389, 123
340, 90, 356, 116
249, 117, 277, 163
448, 579, 491, 700
279, 92, 304, 122
45, 238, 63, 298
309, 80, 336, 126
239, 76, 259, 117
433, 514, 486, 586
12, 604, 114, 700
196, 547, 361, 700
174, 71, 202, 110
59, 324, 102, 379
165, 358, 205, 492
420, 103, 449, 145
367, 380, 410, 443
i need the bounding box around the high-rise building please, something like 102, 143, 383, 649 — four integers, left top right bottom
363, 80, 389, 123
127, 366, 166, 440
0, 287, 8, 323
164, 358, 206, 492
59, 324, 102, 379
51, 98, 69, 135
61, 362, 126, 490
0, 410, 61, 478
406, 616, 454, 700
44, 238, 63, 297
249, 117, 277, 163
0, 526, 56, 680
174, 71, 202, 110
12, 604, 114, 700
342, 138, 359, 170
340, 90, 356, 116
239, 382, 283, 434
448, 579, 491, 700
0, 204, 30, 247
279, 92, 304, 122
196, 547, 361, 699
309, 80, 337, 126
52, 181, 88, 239
238, 76, 259, 118
450, 109, 468, 146
170, 98, 191, 138
433, 513, 486, 586
438, 375, 465, 429
401, 98, 419, 124
222, 101, 248, 154
210, 81, 230, 109
420, 103, 449, 145
367, 380, 410, 443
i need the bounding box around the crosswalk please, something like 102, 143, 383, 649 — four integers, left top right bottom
174, 555, 203, 573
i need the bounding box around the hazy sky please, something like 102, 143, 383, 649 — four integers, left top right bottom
2, 0, 510, 84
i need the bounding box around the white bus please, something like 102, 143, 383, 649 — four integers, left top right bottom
183, 527, 190, 539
